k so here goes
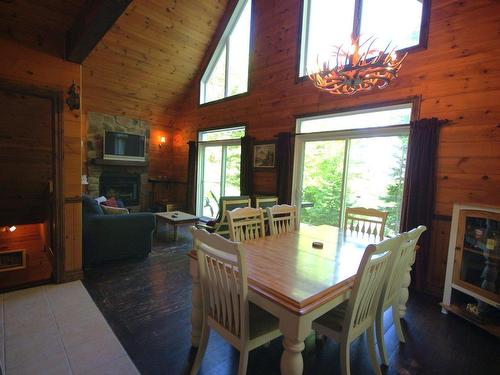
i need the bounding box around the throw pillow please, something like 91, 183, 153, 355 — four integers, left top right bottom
95, 196, 107, 204
102, 197, 118, 207
101, 205, 129, 215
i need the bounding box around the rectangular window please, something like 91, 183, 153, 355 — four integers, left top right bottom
297, 103, 412, 134
299, 0, 429, 77
200, 0, 252, 104
197, 126, 245, 218
293, 103, 413, 236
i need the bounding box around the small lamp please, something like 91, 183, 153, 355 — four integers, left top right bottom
159, 136, 166, 149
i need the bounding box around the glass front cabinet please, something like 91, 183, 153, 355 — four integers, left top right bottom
442, 203, 500, 337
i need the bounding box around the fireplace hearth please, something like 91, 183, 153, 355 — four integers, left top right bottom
100, 174, 141, 206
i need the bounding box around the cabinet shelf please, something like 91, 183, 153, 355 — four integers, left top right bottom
441, 303, 500, 338
463, 246, 500, 261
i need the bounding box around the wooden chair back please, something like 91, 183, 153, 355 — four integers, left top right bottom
343, 234, 404, 342
266, 204, 298, 235
344, 207, 388, 241
213, 196, 251, 237
254, 196, 278, 233
227, 207, 266, 242
255, 196, 278, 211
191, 227, 249, 343
381, 226, 426, 309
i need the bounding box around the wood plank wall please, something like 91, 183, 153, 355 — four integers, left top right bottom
0, 39, 83, 282
81, 69, 174, 195
170, 0, 500, 295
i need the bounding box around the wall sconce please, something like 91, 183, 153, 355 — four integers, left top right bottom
66, 80, 80, 111
1, 226, 17, 233
159, 136, 166, 149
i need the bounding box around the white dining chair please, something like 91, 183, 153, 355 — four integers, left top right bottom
344, 207, 388, 241
266, 204, 298, 235
313, 234, 404, 375
227, 207, 266, 242
189, 227, 282, 375
375, 225, 427, 366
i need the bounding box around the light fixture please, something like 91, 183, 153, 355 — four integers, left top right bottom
308, 36, 407, 95
1, 226, 16, 232
66, 80, 80, 110
159, 136, 166, 149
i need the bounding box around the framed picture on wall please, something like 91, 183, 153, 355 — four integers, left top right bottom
253, 142, 276, 169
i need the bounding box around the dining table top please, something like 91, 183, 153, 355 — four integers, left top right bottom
189, 225, 371, 315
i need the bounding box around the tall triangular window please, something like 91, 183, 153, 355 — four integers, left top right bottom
299, 0, 430, 77
200, 0, 252, 104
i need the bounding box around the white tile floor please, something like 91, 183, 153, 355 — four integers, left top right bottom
0, 281, 139, 375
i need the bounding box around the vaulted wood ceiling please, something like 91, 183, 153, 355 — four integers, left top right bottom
0, 0, 86, 57
83, 0, 229, 122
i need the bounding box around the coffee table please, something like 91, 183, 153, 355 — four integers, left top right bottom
155, 211, 199, 241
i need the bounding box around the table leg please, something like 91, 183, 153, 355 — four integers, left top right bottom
281, 338, 305, 375
189, 257, 202, 347
399, 248, 417, 318
173, 224, 178, 241
279, 313, 309, 375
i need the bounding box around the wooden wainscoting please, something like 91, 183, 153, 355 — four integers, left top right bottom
63, 197, 83, 282
425, 215, 453, 296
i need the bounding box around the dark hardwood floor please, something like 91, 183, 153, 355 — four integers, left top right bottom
83, 227, 500, 375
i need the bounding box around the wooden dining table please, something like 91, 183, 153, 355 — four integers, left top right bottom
188, 225, 416, 375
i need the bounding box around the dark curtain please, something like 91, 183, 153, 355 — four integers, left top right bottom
240, 135, 255, 196
276, 132, 293, 204
186, 141, 198, 214
400, 117, 448, 290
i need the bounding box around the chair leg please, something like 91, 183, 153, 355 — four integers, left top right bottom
376, 309, 389, 366
237, 349, 249, 375
392, 303, 406, 343
190, 323, 210, 375
367, 326, 382, 375
340, 341, 350, 375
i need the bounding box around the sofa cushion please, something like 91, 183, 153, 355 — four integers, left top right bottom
102, 205, 129, 215
82, 195, 104, 215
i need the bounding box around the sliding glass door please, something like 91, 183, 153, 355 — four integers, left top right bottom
197, 126, 245, 218
300, 140, 346, 227
293, 103, 412, 237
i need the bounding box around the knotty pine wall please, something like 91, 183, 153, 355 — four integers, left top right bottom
0, 39, 83, 281
81, 76, 174, 200
171, 0, 500, 295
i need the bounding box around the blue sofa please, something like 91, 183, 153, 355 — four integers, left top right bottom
82, 195, 155, 267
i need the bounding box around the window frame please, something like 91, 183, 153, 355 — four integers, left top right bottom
196, 125, 246, 218
291, 99, 418, 231
199, 0, 253, 106
297, 0, 431, 80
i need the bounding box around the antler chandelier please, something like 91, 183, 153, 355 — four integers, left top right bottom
308, 36, 407, 95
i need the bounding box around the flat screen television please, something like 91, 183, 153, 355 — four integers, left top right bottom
103, 131, 146, 161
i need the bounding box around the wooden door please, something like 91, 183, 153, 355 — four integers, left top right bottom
0, 82, 63, 286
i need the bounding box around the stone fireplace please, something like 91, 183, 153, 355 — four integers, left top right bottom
100, 173, 141, 206
86, 112, 151, 211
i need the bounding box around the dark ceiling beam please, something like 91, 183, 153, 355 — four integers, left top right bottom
66, 0, 132, 63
